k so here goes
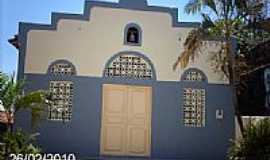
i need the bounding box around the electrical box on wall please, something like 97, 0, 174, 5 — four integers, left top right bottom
216, 109, 224, 120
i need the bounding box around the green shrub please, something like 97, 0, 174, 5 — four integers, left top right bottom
229, 118, 270, 160
0, 129, 41, 159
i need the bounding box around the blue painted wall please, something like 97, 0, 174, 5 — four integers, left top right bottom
15, 73, 235, 160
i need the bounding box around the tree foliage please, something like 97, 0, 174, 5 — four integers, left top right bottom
0, 72, 49, 128
175, 0, 270, 77
229, 119, 270, 160
175, 0, 270, 136
0, 71, 51, 158
0, 129, 41, 159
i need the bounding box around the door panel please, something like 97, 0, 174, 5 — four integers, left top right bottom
102, 125, 126, 154
101, 84, 151, 157
100, 85, 127, 155
105, 89, 125, 113
127, 127, 148, 155
127, 86, 151, 156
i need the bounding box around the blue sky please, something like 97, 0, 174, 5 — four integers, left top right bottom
0, 0, 201, 75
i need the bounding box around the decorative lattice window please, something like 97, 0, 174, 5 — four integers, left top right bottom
49, 81, 73, 121
184, 71, 204, 81
104, 54, 153, 79
50, 62, 75, 76
183, 88, 206, 127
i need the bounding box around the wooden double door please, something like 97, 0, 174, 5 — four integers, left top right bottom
100, 84, 152, 157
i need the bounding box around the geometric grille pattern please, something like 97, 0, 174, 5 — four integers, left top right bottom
104, 54, 153, 80
50, 62, 75, 76
48, 81, 73, 121
183, 88, 205, 127
184, 71, 204, 81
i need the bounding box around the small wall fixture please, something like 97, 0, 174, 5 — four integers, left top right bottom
216, 109, 224, 120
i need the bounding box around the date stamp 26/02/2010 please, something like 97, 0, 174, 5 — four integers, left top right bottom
9, 153, 76, 160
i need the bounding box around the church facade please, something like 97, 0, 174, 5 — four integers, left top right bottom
16, 0, 235, 159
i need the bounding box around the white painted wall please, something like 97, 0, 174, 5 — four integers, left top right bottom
24, 6, 228, 84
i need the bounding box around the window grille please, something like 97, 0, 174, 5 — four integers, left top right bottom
48, 81, 73, 121
104, 55, 153, 79
50, 62, 75, 75
183, 88, 206, 127
184, 71, 204, 81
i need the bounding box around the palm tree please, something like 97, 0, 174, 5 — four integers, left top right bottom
0, 72, 49, 130
0, 72, 50, 157
174, 0, 269, 135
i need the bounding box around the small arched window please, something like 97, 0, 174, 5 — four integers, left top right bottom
181, 68, 207, 82
124, 23, 142, 46
49, 60, 76, 76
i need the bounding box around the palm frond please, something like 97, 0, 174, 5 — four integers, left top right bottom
14, 91, 47, 112
0, 74, 24, 111
1, 80, 19, 110
185, 0, 219, 15
173, 29, 204, 70
0, 72, 8, 92
14, 90, 49, 129
184, 0, 202, 14
204, 0, 218, 15
201, 13, 215, 29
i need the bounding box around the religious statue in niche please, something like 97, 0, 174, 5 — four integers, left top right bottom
264, 68, 270, 108
127, 27, 139, 44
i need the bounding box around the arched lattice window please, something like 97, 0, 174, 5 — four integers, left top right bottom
124, 23, 142, 46
181, 68, 207, 82
104, 53, 155, 80
49, 60, 76, 76
47, 60, 76, 121
185, 71, 203, 81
